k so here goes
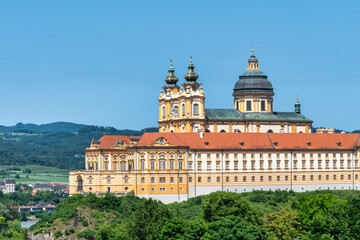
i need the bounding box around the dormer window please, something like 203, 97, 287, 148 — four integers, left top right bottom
239, 141, 245, 146
337, 142, 342, 146
273, 142, 278, 146
205, 141, 210, 146
307, 142, 311, 146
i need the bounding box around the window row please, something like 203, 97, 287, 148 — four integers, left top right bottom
187, 174, 359, 183
162, 103, 199, 118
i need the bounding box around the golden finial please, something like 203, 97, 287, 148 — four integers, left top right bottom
252, 44, 254, 54
190, 55, 192, 63
170, 59, 173, 66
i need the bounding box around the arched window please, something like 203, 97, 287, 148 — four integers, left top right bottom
268, 130, 273, 133
140, 161, 145, 170
193, 104, 199, 115
120, 162, 126, 171
179, 161, 183, 170
220, 130, 226, 133
77, 176, 83, 191
236, 101, 239, 110
159, 160, 166, 170
125, 176, 128, 183
170, 161, 174, 170
162, 106, 165, 118
150, 161, 155, 170
89, 176, 92, 184
182, 104, 185, 115
174, 106, 178, 117
107, 176, 111, 184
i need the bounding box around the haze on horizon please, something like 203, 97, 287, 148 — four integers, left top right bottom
0, 1, 359, 131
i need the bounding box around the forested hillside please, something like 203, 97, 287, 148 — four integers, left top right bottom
0, 124, 158, 170
26, 190, 360, 240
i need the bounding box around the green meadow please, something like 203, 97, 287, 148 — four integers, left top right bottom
0, 165, 69, 184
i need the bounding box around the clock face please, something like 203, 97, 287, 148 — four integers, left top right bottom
159, 138, 165, 144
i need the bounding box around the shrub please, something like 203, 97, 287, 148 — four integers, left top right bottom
54, 230, 62, 238
69, 227, 75, 233
77, 229, 96, 240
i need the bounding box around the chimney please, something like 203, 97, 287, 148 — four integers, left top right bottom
198, 129, 204, 139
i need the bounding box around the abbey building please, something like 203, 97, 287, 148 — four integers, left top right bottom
158, 51, 312, 134
69, 51, 359, 203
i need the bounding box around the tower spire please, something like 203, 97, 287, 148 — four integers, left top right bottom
184, 56, 198, 83
164, 59, 178, 86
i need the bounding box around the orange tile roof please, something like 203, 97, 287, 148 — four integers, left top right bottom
269, 133, 360, 150
97, 135, 132, 149
95, 133, 360, 151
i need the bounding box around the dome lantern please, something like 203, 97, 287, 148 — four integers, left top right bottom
233, 50, 274, 95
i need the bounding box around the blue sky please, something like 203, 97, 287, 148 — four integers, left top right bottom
0, 1, 359, 131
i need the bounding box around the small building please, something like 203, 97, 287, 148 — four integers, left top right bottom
0, 178, 15, 194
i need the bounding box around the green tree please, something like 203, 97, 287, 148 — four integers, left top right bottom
265, 208, 301, 240
207, 216, 267, 240
202, 191, 262, 225
129, 198, 171, 240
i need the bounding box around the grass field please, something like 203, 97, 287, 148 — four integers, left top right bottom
0, 165, 69, 184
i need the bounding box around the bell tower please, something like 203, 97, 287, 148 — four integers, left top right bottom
158, 57, 206, 133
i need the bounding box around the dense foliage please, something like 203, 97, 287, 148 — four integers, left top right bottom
27, 190, 360, 240
0, 124, 157, 169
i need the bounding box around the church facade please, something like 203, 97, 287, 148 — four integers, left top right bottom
69, 51, 359, 203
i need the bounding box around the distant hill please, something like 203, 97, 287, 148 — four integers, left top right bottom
0, 122, 88, 133
0, 123, 158, 169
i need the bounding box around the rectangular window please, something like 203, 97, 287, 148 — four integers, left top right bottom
188, 162, 192, 169
251, 176, 255, 181
243, 176, 246, 182
333, 175, 336, 180
226, 177, 229, 182
294, 175, 297, 181
189, 177, 192, 182
246, 100, 252, 111
179, 177, 183, 183
170, 177, 174, 183
326, 175, 329, 180
217, 177, 220, 182
208, 177, 211, 182
268, 161, 272, 170
234, 162, 238, 169
348, 175, 351, 180
276, 176, 279, 181
226, 162, 229, 170
235, 176, 238, 182
310, 175, 314, 180
285, 176, 289, 181
302, 161, 305, 169
216, 162, 220, 170
251, 162, 255, 170
261, 100, 266, 111
318, 175, 321, 180
141, 178, 145, 183
243, 162, 247, 169
356, 175, 358, 180
198, 162, 201, 170
302, 175, 305, 181
207, 162, 211, 170
151, 177, 155, 183
198, 177, 201, 182
260, 176, 263, 181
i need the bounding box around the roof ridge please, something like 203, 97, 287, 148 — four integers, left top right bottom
353, 134, 360, 148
